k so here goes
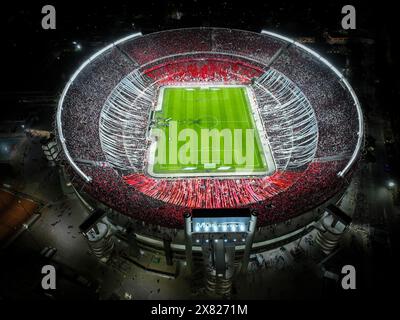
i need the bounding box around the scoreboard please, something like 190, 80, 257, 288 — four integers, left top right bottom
191, 208, 251, 233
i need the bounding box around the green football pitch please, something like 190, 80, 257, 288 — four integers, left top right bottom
149, 86, 271, 177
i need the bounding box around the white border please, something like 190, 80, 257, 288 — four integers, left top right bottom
147, 84, 276, 178
261, 30, 364, 177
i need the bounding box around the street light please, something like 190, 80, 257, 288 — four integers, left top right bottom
72, 41, 82, 51
387, 180, 396, 189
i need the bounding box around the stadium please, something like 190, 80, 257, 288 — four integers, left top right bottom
5, 0, 400, 303
55, 27, 363, 290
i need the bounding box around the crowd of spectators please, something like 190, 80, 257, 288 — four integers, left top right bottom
253, 68, 319, 170
61, 48, 134, 162
99, 69, 155, 170
145, 57, 262, 84
271, 46, 359, 160
120, 28, 283, 66
67, 160, 347, 228
58, 28, 361, 229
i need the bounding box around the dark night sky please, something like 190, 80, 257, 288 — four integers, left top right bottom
0, 0, 398, 123
0, 1, 382, 88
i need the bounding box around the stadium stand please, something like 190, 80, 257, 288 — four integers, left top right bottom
57, 28, 362, 229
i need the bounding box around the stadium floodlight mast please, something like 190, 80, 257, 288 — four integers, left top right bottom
261, 30, 364, 178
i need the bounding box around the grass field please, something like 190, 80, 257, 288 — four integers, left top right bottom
149, 86, 271, 177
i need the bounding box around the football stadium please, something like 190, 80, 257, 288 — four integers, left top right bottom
5, 0, 400, 304
51, 27, 364, 296
57, 28, 362, 225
